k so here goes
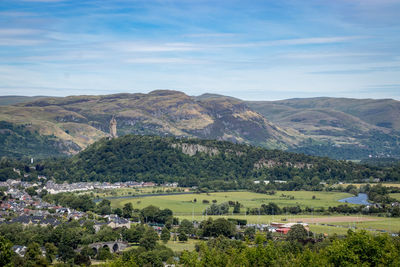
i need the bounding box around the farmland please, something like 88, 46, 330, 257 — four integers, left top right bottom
174, 214, 400, 235
89, 186, 189, 198
109, 190, 354, 215
106, 189, 400, 235
390, 193, 400, 201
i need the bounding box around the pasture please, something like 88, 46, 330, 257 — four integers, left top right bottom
109, 190, 353, 215
175, 214, 399, 235
390, 193, 400, 201
91, 186, 189, 198
107, 190, 400, 235
161, 239, 198, 252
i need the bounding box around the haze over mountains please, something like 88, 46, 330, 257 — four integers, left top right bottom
0, 90, 399, 160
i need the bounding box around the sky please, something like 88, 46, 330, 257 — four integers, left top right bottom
0, 0, 400, 100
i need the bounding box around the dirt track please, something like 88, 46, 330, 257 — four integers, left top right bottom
288, 216, 378, 223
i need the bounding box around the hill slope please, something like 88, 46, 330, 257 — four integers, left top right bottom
1, 91, 399, 160
39, 135, 400, 188
0, 90, 299, 158
246, 98, 400, 159
0, 95, 48, 106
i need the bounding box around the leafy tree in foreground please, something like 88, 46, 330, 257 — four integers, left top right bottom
287, 224, 308, 242
0, 235, 13, 267
178, 228, 188, 242
122, 203, 133, 218
44, 242, 57, 263
200, 218, 236, 238
139, 228, 159, 250
25, 242, 48, 266
160, 227, 170, 243
97, 247, 114, 261
179, 219, 194, 235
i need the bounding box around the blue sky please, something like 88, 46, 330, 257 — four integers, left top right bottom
0, 0, 399, 100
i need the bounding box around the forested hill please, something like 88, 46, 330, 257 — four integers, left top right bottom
39, 135, 400, 189
1, 91, 400, 160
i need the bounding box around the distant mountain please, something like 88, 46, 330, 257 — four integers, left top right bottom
0, 95, 49, 106
0, 91, 399, 160
0, 90, 299, 158
248, 97, 400, 130
246, 98, 400, 159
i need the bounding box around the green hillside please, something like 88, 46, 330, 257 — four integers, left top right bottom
0, 91, 399, 160
39, 135, 400, 188
0, 95, 48, 106
0, 121, 79, 158
246, 97, 400, 159
0, 90, 299, 157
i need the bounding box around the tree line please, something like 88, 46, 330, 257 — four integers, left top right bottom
11, 135, 398, 189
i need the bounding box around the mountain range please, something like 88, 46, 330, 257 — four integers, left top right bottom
0, 90, 399, 160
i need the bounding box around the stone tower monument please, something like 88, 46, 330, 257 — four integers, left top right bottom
109, 116, 117, 138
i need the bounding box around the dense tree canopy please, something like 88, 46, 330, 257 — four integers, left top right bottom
25, 135, 400, 189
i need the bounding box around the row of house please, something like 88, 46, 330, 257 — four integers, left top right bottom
44, 180, 160, 194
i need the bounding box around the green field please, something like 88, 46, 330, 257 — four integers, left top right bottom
176, 214, 322, 225
308, 224, 350, 235
87, 186, 189, 198
161, 239, 198, 252
107, 190, 400, 236
390, 193, 400, 201
331, 217, 400, 233
174, 214, 400, 235
109, 191, 353, 215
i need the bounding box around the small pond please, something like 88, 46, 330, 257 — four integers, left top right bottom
338, 193, 371, 205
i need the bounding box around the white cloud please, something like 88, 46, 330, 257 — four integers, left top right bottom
110, 42, 199, 52
184, 33, 236, 38
0, 11, 36, 17
216, 36, 365, 48
124, 57, 205, 64
281, 52, 381, 59
109, 36, 363, 54
0, 28, 42, 36
19, 0, 65, 2
0, 38, 44, 46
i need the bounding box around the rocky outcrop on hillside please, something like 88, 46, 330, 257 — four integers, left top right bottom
0, 90, 300, 156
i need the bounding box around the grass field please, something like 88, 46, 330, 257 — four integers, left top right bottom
161, 239, 198, 252
90, 187, 190, 198
107, 190, 400, 236
109, 191, 353, 215
174, 214, 399, 235
308, 224, 350, 235
331, 217, 400, 233
390, 193, 400, 201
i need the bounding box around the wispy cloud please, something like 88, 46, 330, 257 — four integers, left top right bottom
19, 0, 65, 2
281, 52, 381, 59
0, 0, 399, 99
217, 36, 365, 48
184, 33, 236, 38
0, 28, 42, 36
110, 36, 363, 54
0, 37, 44, 46
125, 57, 205, 64
0, 11, 37, 17
310, 65, 400, 75
110, 42, 199, 52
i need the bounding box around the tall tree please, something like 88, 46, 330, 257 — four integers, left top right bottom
122, 203, 133, 218
160, 227, 170, 243
0, 235, 13, 267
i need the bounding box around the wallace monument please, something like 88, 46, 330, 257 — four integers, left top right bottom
109, 116, 117, 138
